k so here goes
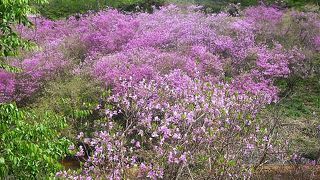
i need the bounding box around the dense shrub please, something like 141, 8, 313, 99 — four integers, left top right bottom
57, 71, 272, 179
0, 104, 71, 179
32, 75, 106, 138
0, 6, 316, 111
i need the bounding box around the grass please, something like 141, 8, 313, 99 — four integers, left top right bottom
261, 76, 320, 162
276, 77, 320, 118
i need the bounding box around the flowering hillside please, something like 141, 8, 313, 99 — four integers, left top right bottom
1, 4, 320, 179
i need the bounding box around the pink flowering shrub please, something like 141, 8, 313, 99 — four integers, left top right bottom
0, 70, 15, 102
315, 35, 320, 51
244, 6, 284, 25
58, 71, 272, 179
90, 6, 315, 103
2, 5, 318, 104
287, 11, 320, 49
6, 44, 67, 102
77, 10, 139, 55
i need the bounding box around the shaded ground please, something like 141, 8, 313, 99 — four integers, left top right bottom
255, 164, 320, 180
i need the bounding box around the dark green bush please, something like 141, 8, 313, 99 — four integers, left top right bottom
185, 0, 318, 13
35, 0, 165, 19
35, 0, 106, 19
0, 104, 71, 179
0, 0, 46, 57
31, 74, 107, 138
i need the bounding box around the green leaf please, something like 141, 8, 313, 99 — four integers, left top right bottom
227, 160, 236, 167
0, 157, 5, 164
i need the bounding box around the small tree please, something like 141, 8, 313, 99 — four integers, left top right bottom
0, 0, 47, 57
0, 103, 71, 179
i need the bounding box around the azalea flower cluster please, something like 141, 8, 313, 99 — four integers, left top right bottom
58, 70, 271, 179
1, 5, 318, 104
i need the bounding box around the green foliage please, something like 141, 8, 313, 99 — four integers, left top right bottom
35, 0, 105, 19
268, 77, 320, 160
36, 0, 165, 19
0, 0, 47, 57
171, 0, 259, 13
117, 0, 165, 12
31, 75, 106, 137
283, 0, 319, 8
174, 0, 318, 13
275, 77, 320, 118
0, 103, 71, 179
0, 59, 22, 73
